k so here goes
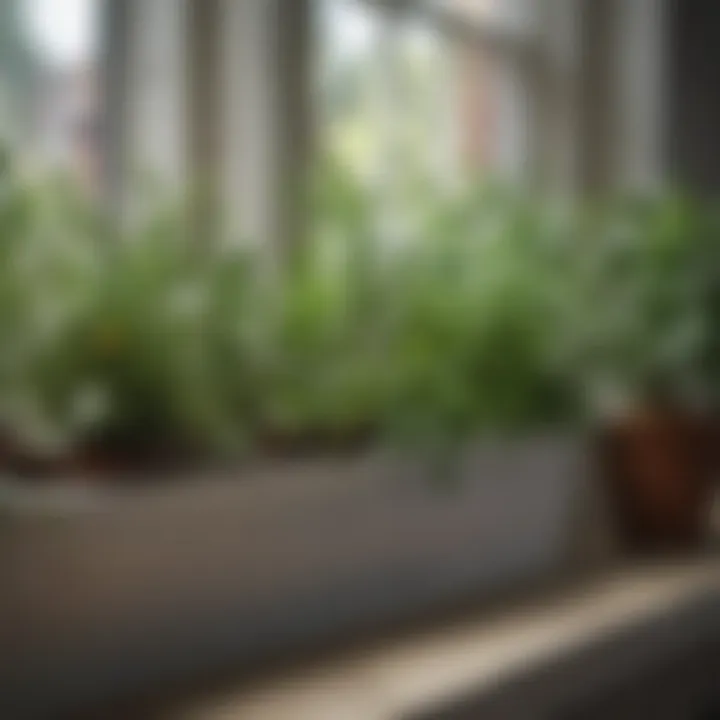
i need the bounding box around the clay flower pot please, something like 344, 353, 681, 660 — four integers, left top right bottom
599, 404, 715, 551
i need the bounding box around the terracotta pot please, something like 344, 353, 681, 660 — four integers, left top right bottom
599, 405, 715, 551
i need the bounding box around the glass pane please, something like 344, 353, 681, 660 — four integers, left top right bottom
316, 0, 531, 191
316, 0, 382, 179
0, 0, 101, 191
427, 0, 537, 34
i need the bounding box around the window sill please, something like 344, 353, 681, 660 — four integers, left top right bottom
174, 560, 720, 720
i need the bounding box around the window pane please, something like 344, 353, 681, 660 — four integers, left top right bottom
316, 0, 531, 191
427, 0, 537, 34
316, 0, 382, 179
0, 0, 101, 191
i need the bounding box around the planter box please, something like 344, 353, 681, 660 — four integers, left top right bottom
0, 434, 609, 718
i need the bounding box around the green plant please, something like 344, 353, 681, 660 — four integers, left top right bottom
258, 164, 396, 447
0, 157, 107, 454
58, 213, 261, 458
383, 187, 578, 443
7, 146, 715, 470
0, 157, 261, 460
556, 193, 716, 415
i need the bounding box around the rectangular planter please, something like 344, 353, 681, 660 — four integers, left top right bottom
0, 434, 606, 718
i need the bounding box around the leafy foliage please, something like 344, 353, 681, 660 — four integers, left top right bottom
0, 149, 717, 468
555, 193, 719, 413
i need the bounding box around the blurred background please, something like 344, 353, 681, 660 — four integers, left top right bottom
2, 2, 720, 719
0, 0, 677, 213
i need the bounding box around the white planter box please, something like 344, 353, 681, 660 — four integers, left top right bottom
0, 434, 607, 717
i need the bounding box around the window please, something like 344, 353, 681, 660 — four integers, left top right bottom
317, 0, 537, 191
0, 0, 102, 192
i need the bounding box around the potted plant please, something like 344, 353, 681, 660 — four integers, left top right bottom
560, 194, 718, 550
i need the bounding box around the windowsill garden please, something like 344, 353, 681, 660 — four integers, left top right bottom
1, 151, 718, 547
3, 148, 720, 716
